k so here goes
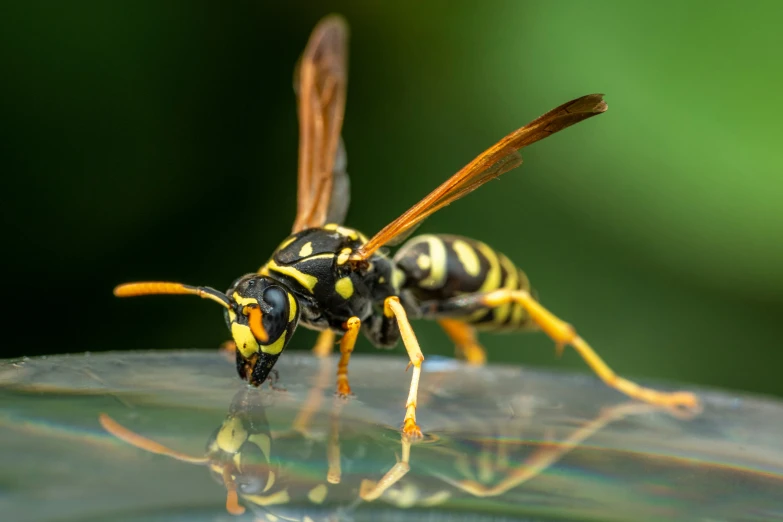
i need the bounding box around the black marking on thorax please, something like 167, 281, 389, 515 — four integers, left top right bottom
261, 225, 402, 330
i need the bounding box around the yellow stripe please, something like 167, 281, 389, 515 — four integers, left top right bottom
276, 236, 297, 251
476, 242, 501, 292
266, 259, 319, 292
469, 241, 501, 322
494, 254, 518, 324
243, 488, 290, 506
419, 236, 447, 289
452, 240, 481, 277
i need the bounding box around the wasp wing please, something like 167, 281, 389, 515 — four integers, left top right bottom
351, 94, 607, 260
291, 15, 349, 233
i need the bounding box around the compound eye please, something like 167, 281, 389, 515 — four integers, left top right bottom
261, 286, 289, 342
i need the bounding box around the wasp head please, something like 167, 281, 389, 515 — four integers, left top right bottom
224, 274, 301, 386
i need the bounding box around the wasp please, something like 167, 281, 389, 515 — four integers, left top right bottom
114, 15, 700, 439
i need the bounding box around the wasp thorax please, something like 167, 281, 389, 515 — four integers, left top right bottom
225, 274, 300, 386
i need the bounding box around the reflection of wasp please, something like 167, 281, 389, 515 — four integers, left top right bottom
113, 14, 698, 438
99, 376, 682, 520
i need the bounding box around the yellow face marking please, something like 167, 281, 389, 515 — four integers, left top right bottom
260, 333, 286, 355
232, 322, 259, 358
228, 309, 237, 323
452, 240, 481, 277
216, 417, 247, 454
285, 292, 297, 322
298, 241, 313, 257
307, 483, 328, 504
233, 293, 259, 307
418, 236, 447, 289
266, 259, 318, 292
335, 277, 354, 299
336, 247, 352, 265
416, 254, 431, 270
243, 488, 290, 506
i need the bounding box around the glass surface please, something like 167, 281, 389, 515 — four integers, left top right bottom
1, 351, 782, 522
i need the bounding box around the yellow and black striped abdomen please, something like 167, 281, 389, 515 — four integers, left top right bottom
393, 234, 535, 331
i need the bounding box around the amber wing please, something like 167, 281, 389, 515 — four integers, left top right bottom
351, 94, 607, 261
291, 15, 350, 233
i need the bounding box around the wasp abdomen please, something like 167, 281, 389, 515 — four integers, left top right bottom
393, 234, 535, 331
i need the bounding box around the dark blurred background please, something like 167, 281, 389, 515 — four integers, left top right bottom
2, 1, 781, 398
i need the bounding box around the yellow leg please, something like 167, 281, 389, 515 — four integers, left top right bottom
438, 319, 486, 365
218, 340, 236, 363
359, 436, 412, 501
313, 329, 336, 357
384, 296, 425, 439
336, 317, 360, 397
481, 289, 700, 412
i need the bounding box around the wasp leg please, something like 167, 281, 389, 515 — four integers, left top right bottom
313, 329, 336, 357
359, 436, 412, 501
219, 340, 236, 362
438, 319, 486, 365
384, 296, 425, 439
336, 317, 361, 397
435, 289, 700, 412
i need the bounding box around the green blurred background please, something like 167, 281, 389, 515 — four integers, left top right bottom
2, 1, 781, 398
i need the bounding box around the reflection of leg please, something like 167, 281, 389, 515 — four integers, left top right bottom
359, 436, 411, 501
438, 319, 486, 365
290, 354, 332, 435
436, 402, 659, 497
336, 317, 361, 397
384, 296, 425, 439
97, 413, 252, 513
437, 289, 700, 411
327, 397, 345, 484
312, 329, 335, 357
